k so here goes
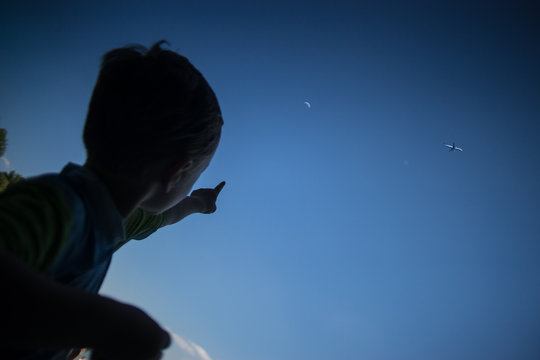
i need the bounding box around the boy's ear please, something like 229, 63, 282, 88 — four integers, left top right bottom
165, 160, 193, 192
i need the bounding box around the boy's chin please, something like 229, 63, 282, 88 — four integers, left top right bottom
139, 200, 177, 215
139, 193, 189, 215
138, 203, 164, 215
142, 209, 161, 215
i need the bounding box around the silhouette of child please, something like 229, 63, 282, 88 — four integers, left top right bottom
0, 40, 225, 360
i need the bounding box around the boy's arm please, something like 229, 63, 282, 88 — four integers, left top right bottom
0, 249, 170, 358
117, 181, 225, 249
160, 181, 225, 227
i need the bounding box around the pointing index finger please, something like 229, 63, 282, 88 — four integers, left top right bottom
214, 181, 226, 195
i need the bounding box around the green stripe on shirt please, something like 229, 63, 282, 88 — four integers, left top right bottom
0, 179, 72, 272
116, 208, 164, 250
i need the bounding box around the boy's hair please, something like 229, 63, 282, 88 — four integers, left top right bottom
83, 40, 223, 173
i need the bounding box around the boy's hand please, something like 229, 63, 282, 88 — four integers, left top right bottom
160, 181, 225, 227
189, 181, 226, 214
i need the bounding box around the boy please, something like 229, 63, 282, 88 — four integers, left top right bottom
0, 40, 225, 360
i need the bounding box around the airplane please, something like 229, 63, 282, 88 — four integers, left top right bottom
444, 142, 463, 152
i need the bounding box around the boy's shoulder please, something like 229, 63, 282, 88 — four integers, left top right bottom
0, 163, 125, 272
0, 170, 75, 271
0, 168, 74, 217
0, 163, 93, 226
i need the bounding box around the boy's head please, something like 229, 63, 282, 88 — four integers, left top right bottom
83, 40, 223, 213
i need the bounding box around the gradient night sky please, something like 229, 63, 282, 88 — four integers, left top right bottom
1, 1, 540, 359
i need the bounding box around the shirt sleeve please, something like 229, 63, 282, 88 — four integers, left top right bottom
0, 179, 73, 272
116, 208, 164, 250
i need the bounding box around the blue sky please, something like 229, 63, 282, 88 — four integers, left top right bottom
1, 1, 539, 359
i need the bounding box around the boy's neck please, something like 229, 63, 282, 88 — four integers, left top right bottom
82, 160, 147, 219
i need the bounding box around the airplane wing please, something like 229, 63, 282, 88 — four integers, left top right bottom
455, 147, 463, 151
443, 144, 453, 148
